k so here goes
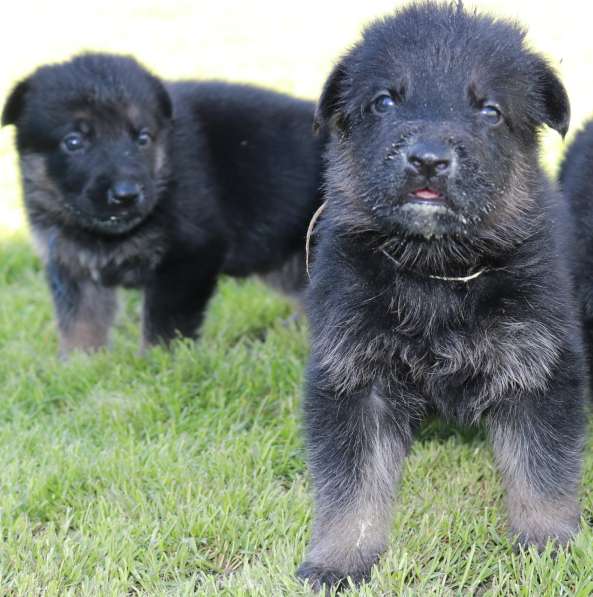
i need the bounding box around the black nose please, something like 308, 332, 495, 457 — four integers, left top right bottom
108, 181, 142, 206
406, 142, 453, 178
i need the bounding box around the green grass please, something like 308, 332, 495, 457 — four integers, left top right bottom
1, 1, 593, 594
2, 237, 593, 596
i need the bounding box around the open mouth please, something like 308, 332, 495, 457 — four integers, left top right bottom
406, 188, 447, 205
99, 215, 132, 225
78, 210, 145, 234
94, 213, 144, 229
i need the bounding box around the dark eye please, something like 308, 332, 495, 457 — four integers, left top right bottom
480, 104, 502, 126
136, 129, 153, 146
62, 132, 85, 153
371, 92, 396, 115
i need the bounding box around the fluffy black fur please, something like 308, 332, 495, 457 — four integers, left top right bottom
2, 53, 324, 354
298, 2, 585, 591
560, 120, 593, 370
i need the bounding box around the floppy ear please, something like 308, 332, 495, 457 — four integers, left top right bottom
314, 60, 349, 134
2, 79, 30, 126
534, 61, 570, 138
149, 75, 173, 120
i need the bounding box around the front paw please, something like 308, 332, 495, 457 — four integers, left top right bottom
296, 561, 370, 594
512, 522, 580, 554
509, 502, 580, 553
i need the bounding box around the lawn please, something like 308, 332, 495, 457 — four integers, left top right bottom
1, 1, 593, 594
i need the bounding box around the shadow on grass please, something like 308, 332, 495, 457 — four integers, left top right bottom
417, 416, 486, 445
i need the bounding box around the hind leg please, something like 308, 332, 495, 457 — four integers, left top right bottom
141, 253, 222, 348
259, 250, 308, 318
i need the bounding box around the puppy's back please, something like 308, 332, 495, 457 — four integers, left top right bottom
168, 81, 324, 275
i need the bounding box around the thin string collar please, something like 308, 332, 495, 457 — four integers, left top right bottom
380, 248, 488, 283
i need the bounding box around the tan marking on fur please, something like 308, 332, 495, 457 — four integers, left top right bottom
306, 389, 406, 573
32, 218, 166, 283
61, 320, 110, 355
60, 283, 118, 356
126, 104, 142, 123
315, 309, 561, 404
506, 485, 580, 549
313, 302, 399, 396
491, 424, 582, 549
154, 142, 167, 174
430, 320, 561, 399
308, 502, 390, 574
21, 153, 47, 179
20, 154, 62, 214
72, 111, 92, 121
484, 158, 537, 237
30, 226, 50, 264
19, 153, 85, 236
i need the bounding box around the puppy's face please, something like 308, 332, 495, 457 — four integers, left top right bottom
317, 5, 569, 241
2, 54, 172, 235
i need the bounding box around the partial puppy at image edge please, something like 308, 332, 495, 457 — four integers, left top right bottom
560, 119, 593, 375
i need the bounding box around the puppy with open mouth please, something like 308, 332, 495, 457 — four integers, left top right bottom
2, 54, 324, 355
298, 2, 585, 591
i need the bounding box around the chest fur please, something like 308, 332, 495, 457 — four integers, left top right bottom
32, 225, 167, 287
313, 295, 561, 408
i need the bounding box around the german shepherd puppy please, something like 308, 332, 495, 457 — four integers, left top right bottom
298, 3, 585, 591
560, 119, 593, 369
2, 53, 324, 355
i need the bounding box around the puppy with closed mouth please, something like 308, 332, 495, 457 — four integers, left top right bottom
298, 2, 585, 591
559, 120, 593, 370
2, 53, 324, 355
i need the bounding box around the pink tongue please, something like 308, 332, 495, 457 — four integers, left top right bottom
414, 188, 441, 200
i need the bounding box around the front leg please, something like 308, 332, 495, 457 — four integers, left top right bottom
297, 370, 416, 592
488, 368, 585, 551
46, 261, 117, 357
142, 252, 223, 348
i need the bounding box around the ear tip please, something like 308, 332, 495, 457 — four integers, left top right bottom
2, 78, 29, 126
1, 108, 15, 127
1, 98, 13, 126
558, 111, 570, 139
562, 113, 570, 140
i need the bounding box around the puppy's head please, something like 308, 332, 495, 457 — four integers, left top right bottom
2, 53, 172, 235
315, 3, 569, 246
